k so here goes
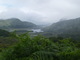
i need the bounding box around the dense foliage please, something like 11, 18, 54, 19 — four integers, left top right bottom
0, 33, 80, 60
0, 29, 11, 37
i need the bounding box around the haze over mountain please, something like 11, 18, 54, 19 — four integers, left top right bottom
0, 18, 37, 29
43, 17, 80, 40
0, 0, 80, 25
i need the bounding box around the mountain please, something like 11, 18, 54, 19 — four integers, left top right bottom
43, 17, 80, 40
0, 18, 37, 29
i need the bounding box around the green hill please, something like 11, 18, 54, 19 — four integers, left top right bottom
0, 18, 37, 29
43, 17, 80, 40
0, 29, 11, 37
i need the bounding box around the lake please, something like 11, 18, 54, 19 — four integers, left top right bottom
32, 29, 43, 33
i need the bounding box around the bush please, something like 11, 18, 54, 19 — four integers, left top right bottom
0, 33, 80, 60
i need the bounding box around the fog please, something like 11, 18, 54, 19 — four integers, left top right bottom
0, 0, 80, 25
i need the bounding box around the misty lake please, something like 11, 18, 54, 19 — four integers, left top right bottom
32, 29, 43, 33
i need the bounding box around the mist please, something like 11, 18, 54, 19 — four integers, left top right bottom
0, 0, 80, 25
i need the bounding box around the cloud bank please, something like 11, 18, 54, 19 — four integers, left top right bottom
0, 0, 80, 25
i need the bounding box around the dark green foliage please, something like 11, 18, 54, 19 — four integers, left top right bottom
0, 29, 11, 37
0, 33, 80, 60
29, 51, 58, 60
58, 50, 80, 60
49, 36, 63, 42
0, 37, 18, 48
0, 29, 18, 51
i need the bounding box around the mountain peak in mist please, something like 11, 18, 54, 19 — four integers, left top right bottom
0, 18, 37, 29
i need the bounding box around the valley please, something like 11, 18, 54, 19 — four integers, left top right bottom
0, 17, 80, 60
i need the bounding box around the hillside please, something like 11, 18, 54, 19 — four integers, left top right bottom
0, 29, 11, 37
43, 17, 80, 40
0, 18, 37, 29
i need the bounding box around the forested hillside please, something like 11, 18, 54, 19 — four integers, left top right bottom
0, 18, 37, 29
0, 29, 17, 49
43, 18, 80, 40
0, 29, 11, 37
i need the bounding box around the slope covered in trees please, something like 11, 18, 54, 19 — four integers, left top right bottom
43, 17, 80, 40
0, 29, 18, 49
0, 29, 11, 37
0, 18, 37, 29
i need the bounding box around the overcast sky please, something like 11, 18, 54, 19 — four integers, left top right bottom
0, 0, 80, 25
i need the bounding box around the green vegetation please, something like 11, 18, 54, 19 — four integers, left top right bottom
0, 29, 18, 49
0, 18, 37, 29
43, 17, 80, 40
0, 29, 11, 37
0, 17, 80, 60
0, 32, 80, 60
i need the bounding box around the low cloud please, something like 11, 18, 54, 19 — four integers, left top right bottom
0, 0, 80, 25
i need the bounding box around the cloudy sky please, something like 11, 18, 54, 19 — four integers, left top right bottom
0, 0, 80, 25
